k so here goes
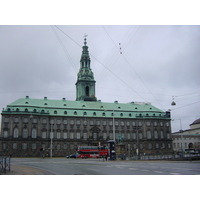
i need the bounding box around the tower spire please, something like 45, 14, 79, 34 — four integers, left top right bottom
84, 34, 87, 46
75, 36, 97, 101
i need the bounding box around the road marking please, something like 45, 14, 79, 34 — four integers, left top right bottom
170, 173, 180, 175
87, 168, 100, 172
129, 168, 137, 170
141, 169, 149, 171
154, 171, 163, 173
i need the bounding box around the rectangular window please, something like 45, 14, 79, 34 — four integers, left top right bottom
14, 117, 19, 123
109, 121, 113, 126
154, 121, 157, 126
146, 122, 151, 126
96, 120, 100, 125
42, 118, 47, 124
23, 117, 28, 123
63, 119, 68, 124
126, 121, 130, 126
70, 120, 74, 125
13, 143, 17, 149
32, 143, 36, 150
70, 144, 74, 150
103, 120, 107, 125
22, 143, 27, 150
103, 133, 107, 140
33, 118, 37, 123
132, 121, 136, 126
57, 119, 61, 124
138, 121, 142, 126
90, 120, 94, 125
121, 121, 124, 126
42, 131, 47, 139
4, 117, 9, 123
76, 120, 81, 125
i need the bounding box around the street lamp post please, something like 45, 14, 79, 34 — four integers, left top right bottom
172, 118, 184, 154
50, 120, 53, 159
133, 125, 141, 160
112, 110, 115, 141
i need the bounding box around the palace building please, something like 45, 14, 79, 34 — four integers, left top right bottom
0, 37, 173, 157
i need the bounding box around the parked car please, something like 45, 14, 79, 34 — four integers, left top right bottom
66, 154, 78, 158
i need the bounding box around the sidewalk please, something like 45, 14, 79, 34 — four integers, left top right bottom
1, 165, 55, 175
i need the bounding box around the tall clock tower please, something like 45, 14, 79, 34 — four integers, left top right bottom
76, 36, 97, 101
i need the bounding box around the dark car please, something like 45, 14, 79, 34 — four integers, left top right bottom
66, 154, 78, 158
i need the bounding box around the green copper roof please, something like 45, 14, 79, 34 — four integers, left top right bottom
2, 96, 170, 119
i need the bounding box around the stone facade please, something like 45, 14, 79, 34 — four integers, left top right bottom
0, 37, 173, 157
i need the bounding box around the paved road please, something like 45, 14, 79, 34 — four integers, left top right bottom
8, 157, 200, 175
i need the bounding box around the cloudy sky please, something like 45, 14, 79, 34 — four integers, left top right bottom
0, 25, 199, 132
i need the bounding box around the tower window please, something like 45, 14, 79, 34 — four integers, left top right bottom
85, 86, 89, 96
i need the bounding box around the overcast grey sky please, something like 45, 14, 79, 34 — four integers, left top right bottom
0, 25, 199, 132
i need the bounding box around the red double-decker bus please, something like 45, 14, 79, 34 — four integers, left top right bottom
77, 146, 109, 158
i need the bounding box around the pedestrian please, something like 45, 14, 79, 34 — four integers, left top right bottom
105, 154, 107, 161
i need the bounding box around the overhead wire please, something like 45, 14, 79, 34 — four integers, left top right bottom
54, 25, 147, 102
101, 25, 166, 110
51, 26, 78, 73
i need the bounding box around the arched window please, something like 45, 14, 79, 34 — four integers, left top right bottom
4, 130, 8, 138
77, 132, 81, 139
85, 86, 89, 96
103, 133, 107, 140
93, 132, 97, 140
42, 131, 46, 139
70, 132, 74, 139
22, 128, 28, 138
83, 132, 87, 140
147, 130, 151, 139
160, 130, 164, 139
13, 128, 19, 138
154, 130, 158, 139
31, 128, 37, 138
